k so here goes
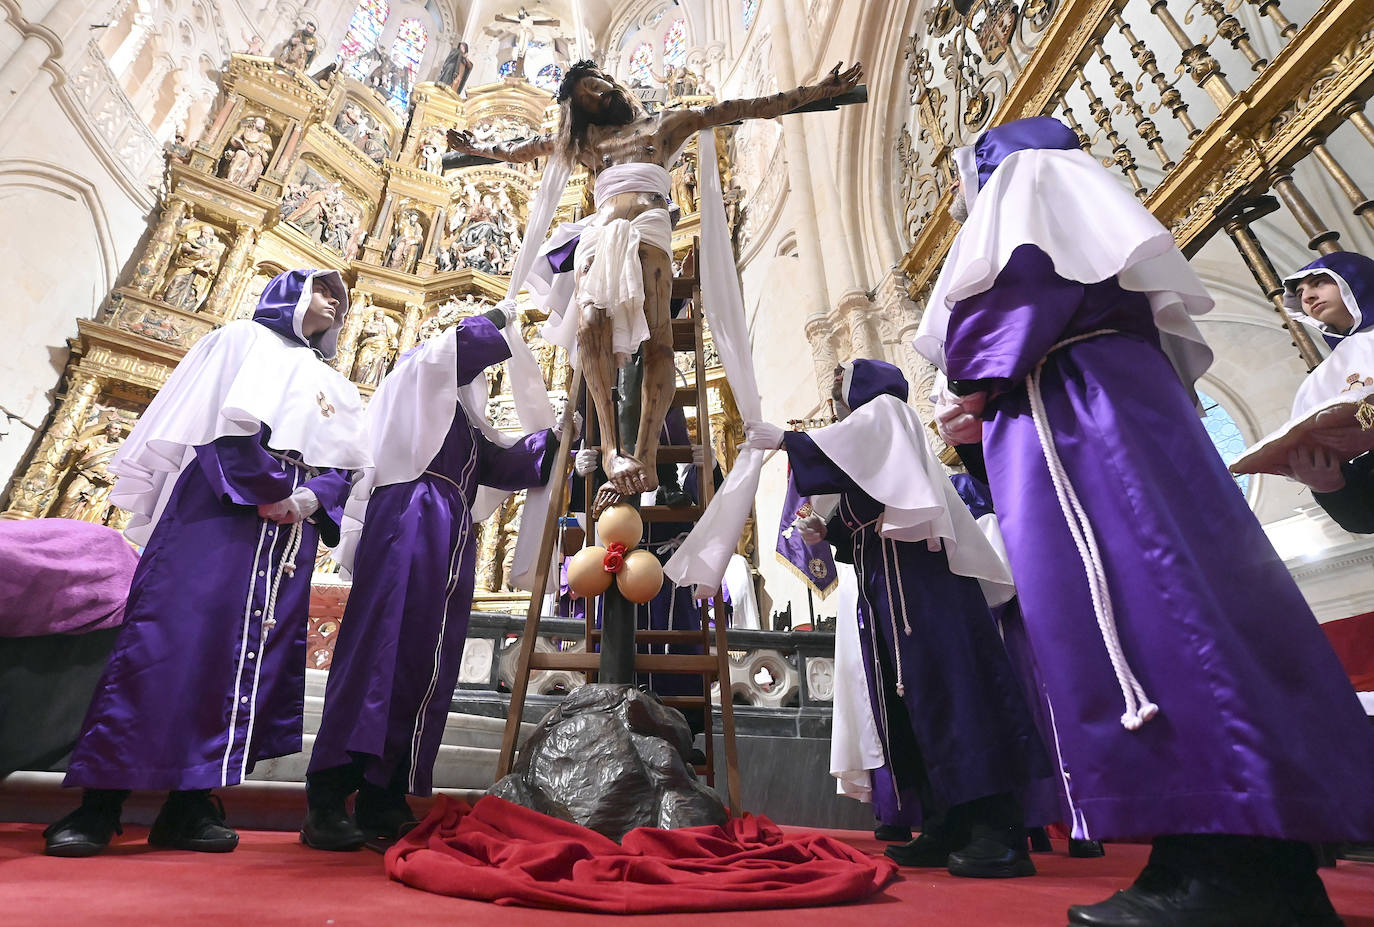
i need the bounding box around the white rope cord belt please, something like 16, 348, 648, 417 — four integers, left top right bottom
1027, 328, 1159, 732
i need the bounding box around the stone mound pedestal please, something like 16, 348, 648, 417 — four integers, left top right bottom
489, 683, 728, 841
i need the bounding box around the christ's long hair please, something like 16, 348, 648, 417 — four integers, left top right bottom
555, 60, 648, 164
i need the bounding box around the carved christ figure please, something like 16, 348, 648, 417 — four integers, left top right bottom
493, 7, 559, 76
446, 60, 862, 505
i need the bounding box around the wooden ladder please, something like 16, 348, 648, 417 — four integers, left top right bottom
495, 254, 743, 814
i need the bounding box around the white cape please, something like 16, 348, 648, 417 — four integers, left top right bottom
109, 319, 369, 547
807, 394, 1016, 608
828, 563, 885, 802
333, 325, 524, 575
914, 147, 1214, 390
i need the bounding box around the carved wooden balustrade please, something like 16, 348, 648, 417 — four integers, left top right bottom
897, 0, 1374, 369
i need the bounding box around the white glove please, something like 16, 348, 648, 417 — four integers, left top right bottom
257, 486, 320, 524
740, 421, 784, 451
794, 513, 827, 545
934, 388, 986, 446
495, 299, 519, 327
573, 448, 599, 477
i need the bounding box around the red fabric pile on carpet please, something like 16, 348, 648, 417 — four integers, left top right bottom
386, 795, 897, 913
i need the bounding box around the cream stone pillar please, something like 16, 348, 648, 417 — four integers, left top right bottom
0, 0, 89, 126
804, 316, 839, 407
839, 290, 879, 360
397, 302, 424, 355
332, 289, 370, 375
107, 13, 157, 77
3, 371, 103, 519
156, 83, 196, 141
130, 57, 174, 113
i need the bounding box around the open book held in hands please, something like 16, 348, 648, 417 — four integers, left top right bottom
1229, 383, 1374, 476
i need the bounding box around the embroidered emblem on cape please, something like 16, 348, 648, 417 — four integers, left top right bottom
808, 557, 827, 579
1342, 373, 1373, 392
317, 391, 336, 418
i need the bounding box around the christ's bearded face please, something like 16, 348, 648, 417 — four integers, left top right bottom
948, 176, 969, 223
571, 70, 636, 126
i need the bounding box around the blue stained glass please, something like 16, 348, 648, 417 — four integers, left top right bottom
499, 59, 517, 77
743, 0, 759, 31
663, 19, 686, 68
534, 63, 564, 91
628, 42, 653, 86
1198, 389, 1251, 497
338, 0, 390, 80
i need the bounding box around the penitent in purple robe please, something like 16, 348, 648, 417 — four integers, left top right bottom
945, 244, 1374, 842
65, 429, 350, 790
310, 316, 555, 797
783, 428, 1049, 820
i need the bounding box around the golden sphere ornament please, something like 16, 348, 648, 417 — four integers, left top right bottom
616, 549, 665, 603
596, 504, 643, 550
567, 545, 613, 598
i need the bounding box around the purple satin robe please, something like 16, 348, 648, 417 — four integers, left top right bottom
946, 244, 1374, 841
310, 317, 555, 796
784, 430, 1050, 819
65, 429, 350, 790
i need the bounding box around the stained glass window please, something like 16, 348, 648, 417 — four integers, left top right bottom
628, 42, 653, 87
646, 9, 665, 27
1198, 389, 1251, 497
534, 63, 564, 92
498, 59, 517, 77
663, 19, 686, 68
743, 0, 759, 31
386, 18, 427, 110
337, 0, 390, 80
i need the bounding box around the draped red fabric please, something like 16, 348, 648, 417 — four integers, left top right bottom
385, 795, 897, 913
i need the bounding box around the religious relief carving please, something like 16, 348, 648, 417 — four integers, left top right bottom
54, 416, 133, 526
670, 152, 698, 214
350, 308, 401, 387
418, 125, 446, 174
157, 223, 225, 313
437, 178, 525, 275
385, 209, 427, 274
274, 22, 319, 71
220, 116, 274, 189
282, 169, 366, 259
115, 303, 200, 347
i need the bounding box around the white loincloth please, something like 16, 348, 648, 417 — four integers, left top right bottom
533, 162, 673, 365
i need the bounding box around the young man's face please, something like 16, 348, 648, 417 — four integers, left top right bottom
301, 279, 339, 338
1297, 273, 1356, 333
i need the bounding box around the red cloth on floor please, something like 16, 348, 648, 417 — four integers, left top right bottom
386, 795, 897, 913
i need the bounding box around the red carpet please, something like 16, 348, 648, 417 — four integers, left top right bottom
2, 820, 1372, 926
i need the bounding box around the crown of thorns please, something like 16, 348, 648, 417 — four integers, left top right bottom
557, 60, 601, 102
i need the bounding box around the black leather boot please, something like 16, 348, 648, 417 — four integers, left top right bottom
946, 792, 1035, 878
1028, 826, 1054, 853
1069, 837, 1107, 858
1067, 835, 1343, 927
884, 805, 968, 867
43, 789, 129, 857
874, 823, 913, 843
301, 762, 365, 851
356, 777, 417, 852
148, 790, 239, 852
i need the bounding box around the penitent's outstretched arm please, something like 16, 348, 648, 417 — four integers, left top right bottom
442, 129, 557, 169
659, 62, 862, 154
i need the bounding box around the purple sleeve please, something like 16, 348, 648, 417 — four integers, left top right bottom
194, 432, 296, 506
944, 244, 1085, 383
303, 468, 351, 545
455, 315, 512, 388
782, 431, 858, 497
478, 428, 558, 491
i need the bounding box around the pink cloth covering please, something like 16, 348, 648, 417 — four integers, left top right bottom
0, 518, 138, 637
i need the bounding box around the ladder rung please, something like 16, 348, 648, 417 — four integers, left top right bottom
658, 696, 711, 708
671, 386, 700, 407
639, 504, 704, 522
585, 629, 708, 645
527, 651, 720, 673
671, 278, 696, 300
655, 445, 695, 463
671, 318, 695, 351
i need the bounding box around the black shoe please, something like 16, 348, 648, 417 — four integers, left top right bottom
1028, 826, 1054, 853
299, 806, 366, 852
947, 833, 1036, 879
355, 783, 417, 852
885, 831, 956, 867
874, 823, 913, 843
1067, 839, 1344, 927
43, 790, 128, 858
148, 790, 239, 852
1070, 838, 1106, 858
